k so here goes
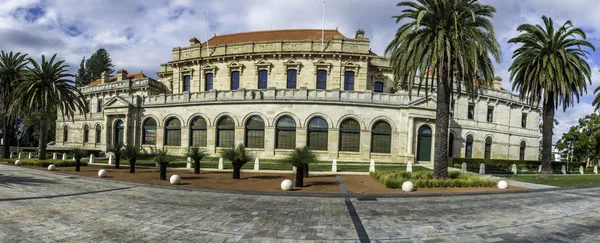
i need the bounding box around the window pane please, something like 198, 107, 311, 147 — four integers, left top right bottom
287, 69, 297, 89
183, 75, 190, 92
97, 99, 103, 112
258, 70, 268, 89
487, 107, 494, 122
191, 129, 207, 147
217, 117, 235, 147
465, 135, 473, 158
371, 121, 391, 153
246, 116, 264, 148
165, 118, 181, 146
143, 119, 157, 145
95, 125, 101, 143
64, 127, 68, 142
316, 70, 327, 89
83, 126, 89, 143
340, 119, 360, 152
468, 103, 474, 120
374, 82, 384, 93
231, 71, 240, 90
521, 113, 527, 128
450, 99, 455, 118
205, 73, 213, 91
344, 71, 355, 91
308, 118, 328, 151
276, 117, 296, 149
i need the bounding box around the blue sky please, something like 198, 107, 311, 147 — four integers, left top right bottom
1, 0, 600, 142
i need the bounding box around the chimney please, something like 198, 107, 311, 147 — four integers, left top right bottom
117, 69, 128, 81
189, 37, 200, 46
100, 72, 110, 84
493, 76, 503, 90
355, 29, 365, 39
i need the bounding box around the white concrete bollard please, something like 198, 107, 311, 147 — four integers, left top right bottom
538, 164, 542, 173
28, 152, 32, 159
511, 164, 517, 175
580, 166, 584, 175
89, 154, 95, 164
479, 163, 485, 175
407, 161, 413, 173
331, 159, 337, 172
461, 162, 467, 173
9, 152, 13, 159
108, 154, 113, 165
254, 157, 259, 171
72, 156, 75, 161
18, 152, 22, 159
293, 166, 297, 172
52, 153, 57, 160
62, 153, 67, 160
218, 158, 224, 170
187, 157, 192, 169
369, 159, 375, 173
561, 165, 566, 175
595, 166, 598, 175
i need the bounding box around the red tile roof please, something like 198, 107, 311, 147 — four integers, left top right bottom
87, 72, 147, 87
200, 29, 346, 48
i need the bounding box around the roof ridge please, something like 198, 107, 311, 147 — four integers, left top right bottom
207, 29, 343, 39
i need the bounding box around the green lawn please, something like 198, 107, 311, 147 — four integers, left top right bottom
506, 175, 600, 187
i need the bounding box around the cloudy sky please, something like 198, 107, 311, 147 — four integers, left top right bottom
1, 0, 600, 142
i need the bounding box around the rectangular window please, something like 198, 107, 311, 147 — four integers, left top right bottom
521, 113, 527, 128
183, 75, 190, 92
340, 132, 360, 152
344, 71, 355, 91
374, 82, 384, 93
86, 101, 91, 113
316, 70, 327, 89
97, 99, 103, 113
467, 103, 475, 120
450, 99, 455, 118
230, 71, 240, 90
218, 130, 235, 147
276, 130, 296, 149
246, 130, 264, 148
371, 133, 391, 153
205, 73, 213, 91
487, 106, 494, 123
165, 130, 181, 146
191, 130, 207, 147
144, 130, 157, 145
258, 70, 268, 89
286, 69, 297, 89
308, 131, 328, 151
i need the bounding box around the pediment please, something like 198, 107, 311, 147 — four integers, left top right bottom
104, 96, 132, 109
409, 96, 437, 108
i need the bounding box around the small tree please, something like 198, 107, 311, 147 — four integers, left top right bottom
70, 147, 88, 172
220, 144, 254, 179
109, 144, 122, 169
153, 149, 173, 180
284, 146, 317, 187
187, 147, 207, 174
122, 144, 140, 173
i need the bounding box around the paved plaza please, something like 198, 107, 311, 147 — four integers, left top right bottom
0, 165, 599, 242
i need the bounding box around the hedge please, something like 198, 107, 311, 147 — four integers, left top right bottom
448, 158, 586, 174
2, 158, 88, 167
370, 171, 496, 188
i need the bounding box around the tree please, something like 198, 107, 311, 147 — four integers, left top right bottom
220, 144, 254, 179
10, 54, 86, 160
0, 51, 28, 158
555, 113, 600, 164
154, 149, 173, 180
70, 147, 88, 172
509, 16, 594, 179
122, 144, 140, 173
85, 48, 115, 81
75, 57, 90, 87
187, 147, 206, 174
385, 0, 500, 179
284, 146, 317, 187
109, 144, 123, 169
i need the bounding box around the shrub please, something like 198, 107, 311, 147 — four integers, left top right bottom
448, 158, 585, 174
2, 158, 87, 167
370, 171, 496, 188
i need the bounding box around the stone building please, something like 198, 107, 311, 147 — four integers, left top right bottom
53, 29, 540, 163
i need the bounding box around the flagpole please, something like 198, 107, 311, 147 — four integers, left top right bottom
204, 12, 210, 56
322, 1, 325, 52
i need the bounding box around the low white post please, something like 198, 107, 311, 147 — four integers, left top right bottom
52, 153, 57, 160
561, 165, 566, 175
254, 157, 259, 171
28, 152, 32, 159
108, 154, 113, 165
18, 152, 22, 159
293, 166, 297, 172
407, 161, 413, 173
538, 165, 542, 173
331, 159, 337, 172
479, 163, 485, 175
72, 156, 75, 161
62, 153, 67, 160
511, 164, 517, 175
461, 162, 467, 173
369, 159, 375, 173
9, 152, 13, 159
187, 157, 192, 169
89, 154, 95, 164
218, 158, 224, 170
594, 166, 598, 175
580, 166, 584, 175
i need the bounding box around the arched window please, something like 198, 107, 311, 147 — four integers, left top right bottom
63, 126, 69, 142
217, 116, 235, 147
276, 116, 296, 149
340, 119, 360, 152
205, 73, 213, 91
258, 70, 268, 89
448, 133, 455, 157
83, 125, 89, 143
344, 71, 355, 91
95, 124, 102, 144
374, 82, 384, 93
183, 75, 191, 92
316, 70, 327, 89
190, 117, 207, 147
417, 126, 432, 161
245, 116, 265, 148
371, 121, 391, 153
520, 141, 526, 160
114, 120, 124, 146
484, 137, 492, 159
286, 69, 297, 89
231, 71, 240, 90
164, 118, 181, 146
142, 119, 157, 145
307, 117, 328, 151
465, 135, 474, 159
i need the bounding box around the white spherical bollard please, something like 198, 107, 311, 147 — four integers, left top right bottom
170, 174, 181, 185
497, 180, 508, 190
98, 169, 107, 177
281, 179, 293, 191
48, 164, 56, 171
14, 160, 20, 166
402, 181, 414, 192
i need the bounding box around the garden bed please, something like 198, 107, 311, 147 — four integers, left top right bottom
504, 175, 600, 187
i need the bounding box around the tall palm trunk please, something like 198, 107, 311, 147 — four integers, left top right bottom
75, 159, 81, 172
129, 158, 136, 173
432, 68, 450, 179
2, 117, 10, 158
540, 96, 555, 179
38, 115, 48, 160
303, 164, 309, 178
115, 154, 120, 169
295, 165, 304, 187
159, 164, 167, 180
194, 160, 200, 174
232, 165, 241, 179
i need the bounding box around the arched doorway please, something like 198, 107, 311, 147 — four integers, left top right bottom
417, 125, 432, 162
114, 120, 124, 147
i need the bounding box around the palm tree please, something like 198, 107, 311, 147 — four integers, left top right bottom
0, 51, 28, 158
153, 149, 173, 180
10, 54, 86, 160
122, 144, 140, 173
510, 16, 594, 179
70, 147, 88, 172
284, 146, 317, 187
386, 0, 500, 179
220, 143, 254, 179
187, 147, 206, 174
109, 144, 123, 169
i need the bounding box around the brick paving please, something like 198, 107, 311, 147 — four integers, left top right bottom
0, 164, 599, 242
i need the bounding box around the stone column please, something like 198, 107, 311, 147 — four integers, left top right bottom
206, 126, 216, 154
156, 126, 165, 150
406, 117, 414, 158
264, 126, 275, 157
296, 127, 307, 148
360, 129, 371, 160
181, 126, 190, 152
234, 126, 245, 148
328, 129, 340, 160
